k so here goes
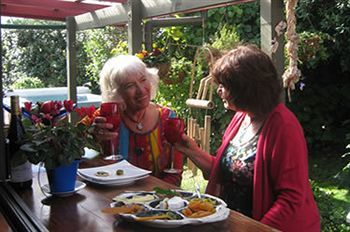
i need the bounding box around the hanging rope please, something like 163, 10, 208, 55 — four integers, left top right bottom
282, 0, 301, 102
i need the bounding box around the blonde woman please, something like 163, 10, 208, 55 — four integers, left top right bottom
84, 55, 183, 186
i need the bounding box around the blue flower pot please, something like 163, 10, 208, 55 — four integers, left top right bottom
47, 160, 79, 193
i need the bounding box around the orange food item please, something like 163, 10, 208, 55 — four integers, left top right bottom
187, 210, 214, 218
182, 208, 193, 217
182, 198, 216, 218
101, 204, 143, 215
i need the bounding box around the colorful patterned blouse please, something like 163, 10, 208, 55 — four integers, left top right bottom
81, 104, 183, 186
220, 133, 259, 216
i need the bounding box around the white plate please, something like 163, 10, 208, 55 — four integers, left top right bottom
41, 180, 86, 197
78, 173, 149, 186
78, 171, 149, 184
78, 160, 151, 182
126, 205, 230, 228
110, 190, 230, 228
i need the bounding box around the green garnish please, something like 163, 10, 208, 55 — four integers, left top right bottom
153, 187, 178, 197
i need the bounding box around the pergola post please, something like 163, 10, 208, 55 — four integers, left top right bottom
260, 0, 285, 79
66, 16, 78, 123
127, 0, 143, 55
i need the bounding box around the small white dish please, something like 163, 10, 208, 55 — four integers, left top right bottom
41, 180, 86, 197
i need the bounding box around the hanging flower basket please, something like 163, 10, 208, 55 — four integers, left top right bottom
156, 62, 171, 78
162, 70, 186, 85
135, 47, 171, 78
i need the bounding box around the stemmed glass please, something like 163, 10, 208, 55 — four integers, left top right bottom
163, 118, 184, 174
100, 102, 123, 161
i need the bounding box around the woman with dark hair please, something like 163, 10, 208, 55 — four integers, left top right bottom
175, 44, 320, 231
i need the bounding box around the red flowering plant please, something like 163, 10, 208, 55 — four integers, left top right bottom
20, 100, 97, 170
135, 47, 170, 67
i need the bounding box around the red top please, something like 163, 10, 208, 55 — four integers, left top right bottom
206, 103, 320, 231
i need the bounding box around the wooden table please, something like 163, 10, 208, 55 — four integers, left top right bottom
0, 211, 11, 232
14, 160, 278, 232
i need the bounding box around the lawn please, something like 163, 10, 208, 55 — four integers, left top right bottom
181, 153, 350, 231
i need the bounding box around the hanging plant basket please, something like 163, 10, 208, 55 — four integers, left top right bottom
156, 62, 171, 78
162, 70, 186, 85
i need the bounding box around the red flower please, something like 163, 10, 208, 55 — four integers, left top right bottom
24, 102, 32, 112
40, 101, 54, 114
152, 48, 161, 56
40, 101, 61, 115
86, 105, 96, 118
64, 100, 74, 112
75, 105, 96, 119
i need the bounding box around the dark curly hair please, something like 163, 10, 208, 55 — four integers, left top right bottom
211, 44, 282, 117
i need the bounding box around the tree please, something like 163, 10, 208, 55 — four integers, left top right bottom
1, 19, 90, 89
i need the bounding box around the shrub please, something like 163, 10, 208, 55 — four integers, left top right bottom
11, 76, 44, 89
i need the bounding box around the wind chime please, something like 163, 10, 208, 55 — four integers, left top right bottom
185, 46, 216, 175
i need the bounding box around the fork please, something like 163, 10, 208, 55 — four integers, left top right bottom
194, 181, 201, 198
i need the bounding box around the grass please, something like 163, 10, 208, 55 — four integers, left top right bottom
180, 153, 350, 231
181, 164, 207, 193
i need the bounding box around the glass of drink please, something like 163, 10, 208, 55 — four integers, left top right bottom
163, 118, 184, 174
99, 102, 123, 161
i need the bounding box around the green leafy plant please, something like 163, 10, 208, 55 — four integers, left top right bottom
298, 31, 332, 69
20, 100, 97, 170
11, 76, 44, 89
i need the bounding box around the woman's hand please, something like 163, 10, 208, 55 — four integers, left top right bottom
92, 116, 118, 141
174, 134, 201, 158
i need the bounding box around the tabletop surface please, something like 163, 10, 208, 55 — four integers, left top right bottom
13, 158, 278, 232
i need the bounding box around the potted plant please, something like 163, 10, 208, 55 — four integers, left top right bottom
20, 100, 97, 193
135, 47, 171, 78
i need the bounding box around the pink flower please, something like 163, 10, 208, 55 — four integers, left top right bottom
31, 114, 41, 124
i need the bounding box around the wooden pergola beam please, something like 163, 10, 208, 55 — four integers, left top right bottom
260, 0, 285, 78
74, 0, 255, 31
69, 0, 285, 102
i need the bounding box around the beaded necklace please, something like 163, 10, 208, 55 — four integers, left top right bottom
123, 109, 146, 131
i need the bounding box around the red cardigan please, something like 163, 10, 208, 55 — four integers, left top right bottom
206, 103, 320, 231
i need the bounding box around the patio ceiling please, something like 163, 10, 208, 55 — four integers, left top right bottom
1, 0, 257, 23
1, 0, 127, 21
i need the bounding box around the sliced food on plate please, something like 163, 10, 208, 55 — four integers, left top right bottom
101, 189, 230, 227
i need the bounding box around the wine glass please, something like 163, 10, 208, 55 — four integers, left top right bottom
99, 102, 123, 161
163, 118, 184, 174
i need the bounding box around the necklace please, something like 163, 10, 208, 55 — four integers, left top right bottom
232, 116, 257, 145
236, 120, 252, 144
124, 109, 147, 131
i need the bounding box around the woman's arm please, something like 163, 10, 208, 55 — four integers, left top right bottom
259, 119, 314, 230
174, 134, 214, 178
